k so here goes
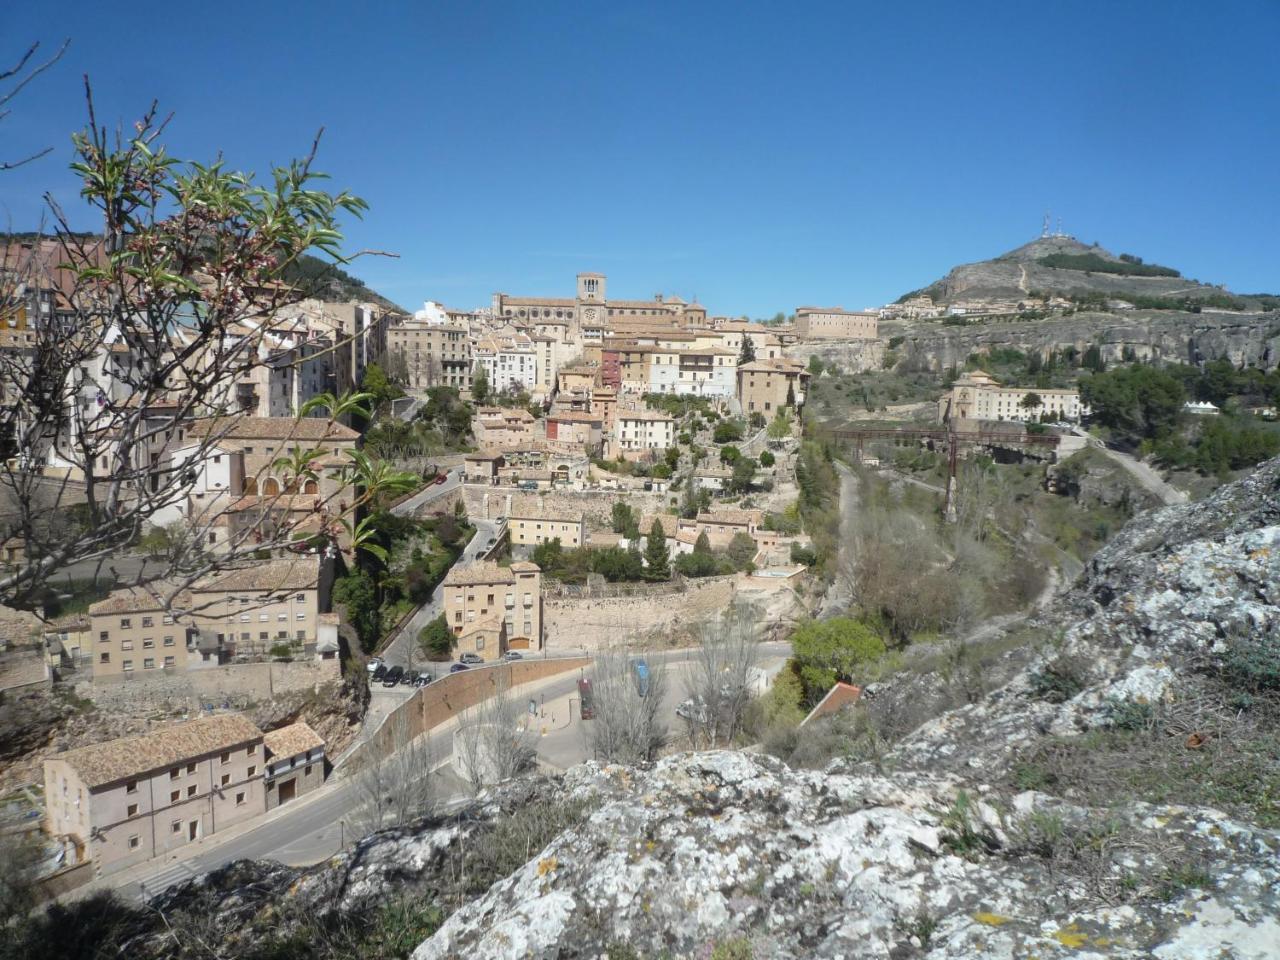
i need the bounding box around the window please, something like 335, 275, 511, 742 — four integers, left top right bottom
163, 636, 174, 646
258, 613, 268, 622
235, 792, 246, 806
305, 765, 313, 776
164, 656, 175, 667
296, 594, 305, 602
277, 612, 287, 622
123, 659, 133, 671
143, 658, 155, 669
220, 752, 230, 764
143, 638, 154, 649
122, 640, 133, 651
296, 612, 306, 620
240, 614, 249, 623
128, 835, 140, 850
120, 618, 131, 629
170, 790, 180, 803
221, 773, 231, 786
187, 784, 196, 798
296, 630, 305, 641
126, 780, 137, 794
171, 821, 182, 834
141, 616, 153, 628
99, 652, 110, 664
246, 744, 255, 755
259, 631, 269, 641
247, 765, 256, 777
99, 631, 108, 642
127, 803, 138, 817
163, 615, 174, 625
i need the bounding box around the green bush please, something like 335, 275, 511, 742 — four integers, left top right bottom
790, 617, 886, 703
1029, 655, 1088, 703
1219, 634, 1280, 692
1038, 252, 1180, 278
713, 420, 745, 444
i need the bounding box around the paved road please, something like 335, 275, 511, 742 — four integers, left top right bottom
391, 465, 463, 518
378, 516, 502, 672
1070, 428, 1188, 506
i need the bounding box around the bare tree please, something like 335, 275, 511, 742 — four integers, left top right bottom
1, 39, 70, 171
351, 711, 435, 838
454, 672, 536, 794
0, 88, 417, 615
584, 647, 668, 763
682, 602, 762, 748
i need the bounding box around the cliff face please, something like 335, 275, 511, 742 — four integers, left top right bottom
893, 310, 1280, 374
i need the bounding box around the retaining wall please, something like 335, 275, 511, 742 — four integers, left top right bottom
78, 658, 341, 714
345, 656, 588, 771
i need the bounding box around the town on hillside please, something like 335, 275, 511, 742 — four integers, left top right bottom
2, 18, 1279, 958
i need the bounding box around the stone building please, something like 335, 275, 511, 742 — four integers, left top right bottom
937, 370, 1083, 423
386, 319, 472, 392
736, 358, 809, 416
262, 720, 325, 810
87, 583, 192, 680
794, 306, 879, 340
44, 713, 266, 874
613, 408, 676, 456
441, 560, 543, 658
492, 273, 708, 342
507, 506, 586, 548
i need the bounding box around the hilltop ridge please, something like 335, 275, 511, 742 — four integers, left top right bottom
901, 235, 1273, 312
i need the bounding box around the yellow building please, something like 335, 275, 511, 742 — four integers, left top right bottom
736, 358, 809, 416
938, 370, 1083, 423
441, 560, 543, 658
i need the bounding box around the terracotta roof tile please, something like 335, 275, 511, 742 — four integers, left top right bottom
263, 721, 325, 759
56, 714, 264, 789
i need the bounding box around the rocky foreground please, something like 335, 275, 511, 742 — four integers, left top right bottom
34, 458, 1279, 959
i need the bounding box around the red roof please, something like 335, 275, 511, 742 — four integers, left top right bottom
799, 682, 862, 727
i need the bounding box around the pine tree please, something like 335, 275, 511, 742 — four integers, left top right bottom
739, 335, 756, 365
644, 520, 671, 579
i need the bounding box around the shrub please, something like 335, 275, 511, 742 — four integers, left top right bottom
759, 450, 775, 467
713, 420, 745, 444
1029, 655, 1088, 703
1219, 634, 1280, 692
1104, 697, 1157, 731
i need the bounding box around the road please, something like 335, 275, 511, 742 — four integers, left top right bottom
377, 514, 502, 672
1069, 428, 1188, 506
82, 641, 793, 904
391, 465, 463, 518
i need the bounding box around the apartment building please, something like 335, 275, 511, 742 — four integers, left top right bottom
937, 369, 1084, 423
794, 306, 879, 340
613, 408, 676, 455
474, 334, 538, 394
44, 713, 266, 874
87, 583, 192, 680
441, 560, 543, 657
262, 721, 325, 810
472, 407, 540, 449
507, 506, 586, 548
386, 319, 472, 392
544, 411, 604, 454
736, 358, 810, 415
188, 556, 333, 663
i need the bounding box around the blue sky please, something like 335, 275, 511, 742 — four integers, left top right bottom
3, 1, 1278, 315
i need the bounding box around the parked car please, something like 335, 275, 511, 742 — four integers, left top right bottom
630, 658, 651, 698
371, 664, 388, 682
382, 665, 404, 687
366, 657, 383, 674
503, 651, 523, 661
433, 472, 448, 485
676, 697, 709, 723
460, 652, 484, 665
414, 671, 434, 686
449, 662, 470, 673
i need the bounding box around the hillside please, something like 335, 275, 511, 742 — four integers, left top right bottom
904, 236, 1277, 313
278, 253, 406, 312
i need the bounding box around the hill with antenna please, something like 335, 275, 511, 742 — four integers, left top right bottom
899, 228, 1276, 313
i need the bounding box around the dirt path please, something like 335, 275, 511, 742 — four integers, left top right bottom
1071, 429, 1188, 506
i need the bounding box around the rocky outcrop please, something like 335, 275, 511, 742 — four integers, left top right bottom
406, 458, 1280, 957
886, 310, 1280, 374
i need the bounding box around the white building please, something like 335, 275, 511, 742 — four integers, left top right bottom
613, 408, 676, 454
474, 335, 538, 395
938, 370, 1084, 423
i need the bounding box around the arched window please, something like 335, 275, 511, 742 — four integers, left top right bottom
303, 480, 318, 494
262, 477, 280, 496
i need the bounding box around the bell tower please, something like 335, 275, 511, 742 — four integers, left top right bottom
576, 272, 606, 303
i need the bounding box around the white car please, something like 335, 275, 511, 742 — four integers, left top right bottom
366, 657, 383, 674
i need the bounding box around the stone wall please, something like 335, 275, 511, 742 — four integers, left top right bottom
544, 576, 740, 650
77, 657, 341, 715
463, 485, 672, 532
788, 339, 884, 374
345, 656, 588, 771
